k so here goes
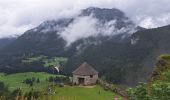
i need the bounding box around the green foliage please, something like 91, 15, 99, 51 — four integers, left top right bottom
126, 54, 170, 100
0, 72, 65, 92
21, 90, 42, 100
1, 23, 170, 87
0, 82, 22, 100
22, 55, 68, 68
0, 82, 121, 100
164, 70, 170, 81
41, 85, 121, 100
22, 55, 46, 64
36, 78, 40, 83
0, 81, 5, 91
43, 57, 68, 67
23, 77, 40, 86
126, 83, 150, 100
150, 82, 170, 100
160, 54, 170, 60
48, 76, 70, 84
126, 82, 170, 100
11, 89, 22, 96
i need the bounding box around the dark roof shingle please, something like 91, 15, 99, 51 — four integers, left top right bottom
72, 62, 98, 75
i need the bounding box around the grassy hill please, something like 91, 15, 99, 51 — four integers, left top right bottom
149, 54, 170, 83
0, 72, 62, 92
0, 72, 122, 100
127, 54, 170, 100
40, 85, 122, 100
22, 56, 68, 68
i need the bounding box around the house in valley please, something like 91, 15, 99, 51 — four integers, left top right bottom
72, 62, 98, 85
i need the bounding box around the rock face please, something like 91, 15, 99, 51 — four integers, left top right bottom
149, 54, 170, 84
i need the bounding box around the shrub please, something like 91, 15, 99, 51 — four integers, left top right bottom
160, 54, 170, 60
126, 82, 170, 100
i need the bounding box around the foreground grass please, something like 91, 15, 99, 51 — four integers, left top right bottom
0, 72, 122, 100
0, 72, 61, 92
40, 85, 122, 100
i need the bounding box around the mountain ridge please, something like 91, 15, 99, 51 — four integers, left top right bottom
0, 7, 170, 86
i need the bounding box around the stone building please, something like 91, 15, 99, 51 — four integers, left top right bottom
72, 62, 98, 85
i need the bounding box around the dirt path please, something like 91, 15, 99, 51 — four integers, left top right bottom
78, 85, 96, 88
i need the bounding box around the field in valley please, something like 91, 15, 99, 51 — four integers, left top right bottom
0, 72, 60, 92
41, 85, 122, 100
0, 72, 122, 100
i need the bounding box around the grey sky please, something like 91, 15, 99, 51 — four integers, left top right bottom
0, 0, 170, 38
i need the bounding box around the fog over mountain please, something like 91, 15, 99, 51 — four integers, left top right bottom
58, 7, 138, 45
0, 0, 170, 38
0, 6, 170, 86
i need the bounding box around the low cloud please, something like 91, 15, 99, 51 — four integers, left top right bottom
59, 16, 137, 45
0, 0, 170, 38
59, 16, 98, 46
137, 13, 170, 28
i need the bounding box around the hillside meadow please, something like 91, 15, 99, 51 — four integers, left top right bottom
0, 72, 59, 92
43, 85, 122, 100
0, 72, 122, 100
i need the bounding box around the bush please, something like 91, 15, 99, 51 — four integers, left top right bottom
126, 82, 170, 100
150, 82, 170, 100
160, 54, 170, 60
48, 76, 70, 84
126, 83, 149, 100
58, 83, 64, 87
0, 81, 5, 91
36, 78, 40, 83
23, 77, 37, 86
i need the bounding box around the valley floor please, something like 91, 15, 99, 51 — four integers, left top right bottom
0, 72, 122, 100
0, 72, 60, 92
40, 85, 122, 100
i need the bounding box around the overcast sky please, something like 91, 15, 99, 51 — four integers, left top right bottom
0, 0, 170, 38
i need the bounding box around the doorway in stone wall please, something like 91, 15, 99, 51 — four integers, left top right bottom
78, 77, 85, 85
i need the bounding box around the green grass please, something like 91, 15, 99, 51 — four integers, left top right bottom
160, 54, 170, 60
0, 72, 63, 92
41, 85, 122, 100
22, 55, 45, 63
152, 55, 170, 83
0, 72, 122, 100
22, 56, 68, 68
43, 57, 68, 67
164, 70, 170, 81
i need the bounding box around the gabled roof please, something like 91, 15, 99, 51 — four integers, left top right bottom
72, 62, 98, 75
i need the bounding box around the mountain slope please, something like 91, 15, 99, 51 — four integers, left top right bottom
64, 25, 170, 86
149, 54, 170, 84
0, 37, 16, 49
0, 7, 137, 57
127, 54, 170, 99
1, 7, 170, 86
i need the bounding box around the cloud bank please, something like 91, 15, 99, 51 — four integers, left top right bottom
0, 0, 170, 38
59, 16, 137, 45
59, 16, 98, 45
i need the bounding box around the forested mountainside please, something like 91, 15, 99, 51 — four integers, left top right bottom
0, 37, 16, 49
64, 24, 170, 86
0, 7, 170, 86
127, 54, 170, 99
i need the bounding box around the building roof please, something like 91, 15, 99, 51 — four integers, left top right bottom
72, 62, 98, 76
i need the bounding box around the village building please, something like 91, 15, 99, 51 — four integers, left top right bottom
72, 62, 99, 85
